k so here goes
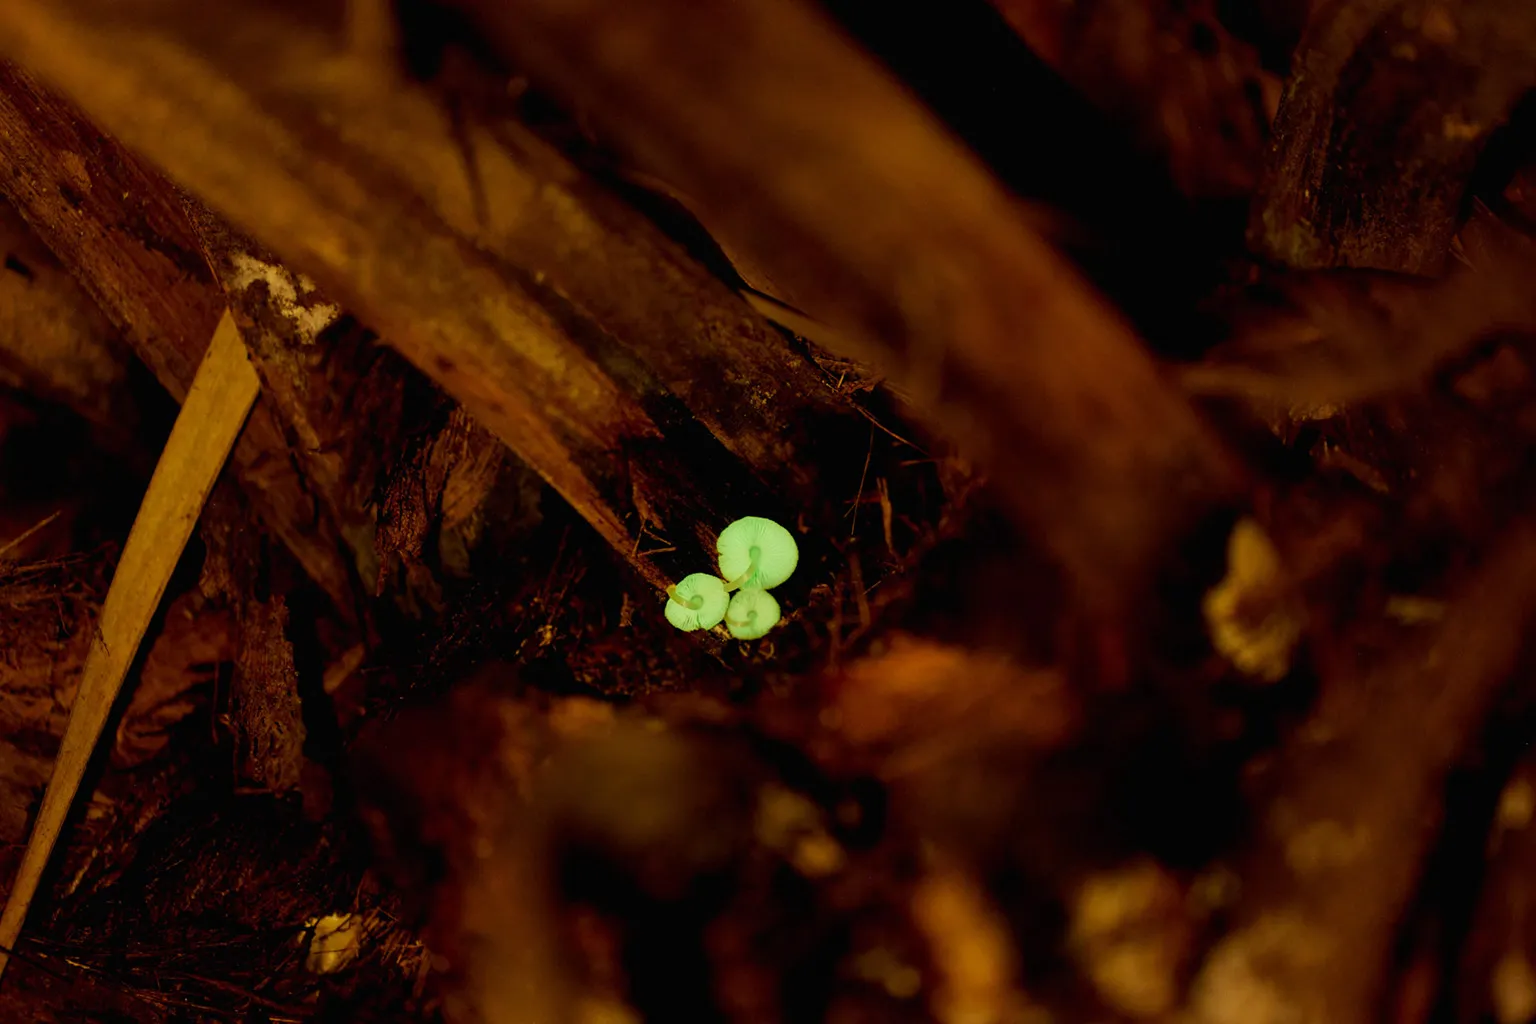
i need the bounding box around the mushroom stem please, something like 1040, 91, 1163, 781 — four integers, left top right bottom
666, 584, 704, 610
724, 545, 762, 592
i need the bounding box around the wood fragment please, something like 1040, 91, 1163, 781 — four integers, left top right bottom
0, 311, 259, 981
199, 485, 308, 795
228, 596, 306, 794
0, 198, 133, 433
187, 206, 411, 598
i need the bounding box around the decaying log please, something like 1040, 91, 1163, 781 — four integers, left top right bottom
0, 0, 876, 595
199, 483, 309, 796
1252, 0, 1536, 274
1187, 523, 1536, 1024
403, 0, 1246, 609
0, 66, 358, 614
0, 198, 134, 433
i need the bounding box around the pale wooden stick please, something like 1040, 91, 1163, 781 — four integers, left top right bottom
0, 310, 259, 980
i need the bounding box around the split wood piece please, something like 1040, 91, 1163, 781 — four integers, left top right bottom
0, 310, 259, 982
1186, 524, 1536, 1024
0, 64, 357, 616
407, 0, 1247, 610
1251, 0, 1536, 275
0, 3, 817, 590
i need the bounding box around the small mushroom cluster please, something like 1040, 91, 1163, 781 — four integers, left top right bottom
665, 516, 799, 640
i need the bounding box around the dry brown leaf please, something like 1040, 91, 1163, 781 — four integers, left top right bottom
113, 590, 233, 769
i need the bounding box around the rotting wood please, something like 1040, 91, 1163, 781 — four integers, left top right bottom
199, 484, 309, 796
0, 311, 259, 983
399, 0, 1247, 610
0, 65, 358, 616
0, 0, 877, 594
0, 198, 134, 433
1251, 0, 1536, 275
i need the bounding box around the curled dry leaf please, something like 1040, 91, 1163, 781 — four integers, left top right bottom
1202, 518, 1304, 683
1068, 859, 1193, 1018
114, 591, 233, 769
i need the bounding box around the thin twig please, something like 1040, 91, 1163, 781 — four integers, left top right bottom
849, 425, 874, 539
0, 510, 61, 563
851, 402, 927, 454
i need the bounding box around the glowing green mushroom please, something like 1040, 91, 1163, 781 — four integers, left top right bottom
664, 572, 730, 632
717, 516, 799, 591
726, 587, 781, 640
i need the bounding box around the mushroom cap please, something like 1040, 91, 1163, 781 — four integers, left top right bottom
717, 516, 799, 590
726, 587, 781, 640
664, 573, 730, 631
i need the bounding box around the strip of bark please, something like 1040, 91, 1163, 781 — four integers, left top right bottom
0, 198, 135, 434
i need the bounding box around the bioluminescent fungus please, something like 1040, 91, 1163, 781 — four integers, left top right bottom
717, 515, 799, 591
664, 572, 730, 632
726, 587, 781, 640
